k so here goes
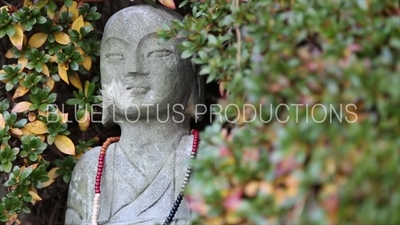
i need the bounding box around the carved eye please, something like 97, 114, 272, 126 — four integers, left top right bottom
105, 54, 124, 61
148, 50, 173, 58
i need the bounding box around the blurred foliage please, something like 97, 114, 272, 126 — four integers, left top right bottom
159, 0, 400, 224
0, 0, 102, 223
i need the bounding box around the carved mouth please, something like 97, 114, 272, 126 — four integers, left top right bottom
126, 86, 150, 93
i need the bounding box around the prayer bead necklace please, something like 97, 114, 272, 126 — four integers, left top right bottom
91, 130, 199, 225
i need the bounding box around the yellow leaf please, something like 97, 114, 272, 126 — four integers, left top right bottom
54, 32, 70, 45
5, 48, 14, 58
41, 178, 55, 188
54, 135, 75, 155
38, 134, 45, 143
0, 114, 5, 129
45, 77, 55, 91
33, 0, 48, 9
11, 128, 23, 136
28, 32, 48, 48
29, 191, 42, 201
42, 64, 49, 76
24, 120, 47, 135
69, 72, 82, 90
159, 0, 176, 9
72, 15, 84, 33
20, 128, 32, 136
81, 54, 92, 71
9, 24, 24, 51
18, 55, 28, 69
61, 113, 68, 124
70, 2, 79, 21
13, 86, 29, 99
84, 80, 90, 97
58, 63, 69, 84
38, 110, 47, 117
75, 47, 84, 55
47, 8, 55, 19
12, 101, 32, 113
48, 167, 60, 179
23, 0, 33, 7
48, 55, 57, 62
78, 110, 90, 132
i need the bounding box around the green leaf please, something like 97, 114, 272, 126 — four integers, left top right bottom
14, 118, 27, 128
6, 25, 15, 37
47, 93, 57, 104
37, 16, 47, 24
181, 49, 195, 59
64, 0, 73, 7
70, 61, 79, 71
5, 82, 14, 91
66, 98, 82, 105
2, 161, 12, 173
20, 166, 33, 181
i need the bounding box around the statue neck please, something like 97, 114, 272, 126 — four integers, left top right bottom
116, 118, 191, 160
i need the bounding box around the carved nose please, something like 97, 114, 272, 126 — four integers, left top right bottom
126, 60, 148, 76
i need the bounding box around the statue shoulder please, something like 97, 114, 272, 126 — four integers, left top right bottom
70, 146, 103, 190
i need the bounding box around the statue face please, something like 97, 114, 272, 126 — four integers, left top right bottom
100, 6, 193, 120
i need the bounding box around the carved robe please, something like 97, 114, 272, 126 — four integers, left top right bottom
66, 136, 192, 225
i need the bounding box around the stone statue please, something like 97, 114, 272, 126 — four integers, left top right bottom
65, 5, 203, 225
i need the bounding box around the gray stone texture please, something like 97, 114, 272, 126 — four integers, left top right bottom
66, 5, 201, 225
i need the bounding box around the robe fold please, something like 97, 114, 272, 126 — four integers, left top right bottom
66, 137, 192, 225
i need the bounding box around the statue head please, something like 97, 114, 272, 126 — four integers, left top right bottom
100, 5, 202, 124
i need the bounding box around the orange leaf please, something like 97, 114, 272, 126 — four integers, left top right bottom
69, 72, 82, 90
58, 63, 69, 84
10, 128, 23, 136
28, 191, 42, 201
54, 32, 70, 45
13, 86, 29, 99
42, 64, 49, 76
41, 178, 55, 188
24, 120, 47, 135
18, 55, 28, 70
159, 0, 176, 9
72, 15, 84, 33
38, 134, 45, 143
81, 54, 92, 71
45, 77, 55, 91
54, 135, 75, 155
48, 55, 56, 63
5, 48, 14, 58
28, 32, 48, 48
12, 101, 32, 113
78, 110, 90, 132
0, 114, 5, 129
9, 24, 24, 50
59, 112, 68, 124
48, 167, 60, 179
28, 112, 36, 122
